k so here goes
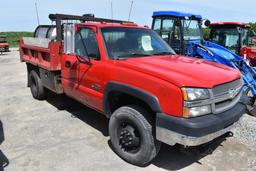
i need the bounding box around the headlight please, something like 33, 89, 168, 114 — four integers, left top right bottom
182, 88, 211, 118
182, 88, 210, 101
183, 105, 211, 118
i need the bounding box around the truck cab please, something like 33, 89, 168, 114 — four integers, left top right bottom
19, 14, 245, 166
209, 22, 256, 66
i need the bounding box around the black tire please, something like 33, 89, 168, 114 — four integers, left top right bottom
109, 106, 161, 166
29, 70, 46, 100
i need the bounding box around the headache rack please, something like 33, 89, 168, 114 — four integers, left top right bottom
49, 13, 134, 41
19, 13, 135, 71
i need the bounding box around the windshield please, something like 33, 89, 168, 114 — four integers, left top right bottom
182, 19, 202, 40
101, 27, 175, 59
211, 28, 248, 53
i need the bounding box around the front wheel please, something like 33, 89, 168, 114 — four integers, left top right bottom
109, 106, 161, 166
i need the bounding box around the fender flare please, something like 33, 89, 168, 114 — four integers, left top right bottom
103, 82, 162, 117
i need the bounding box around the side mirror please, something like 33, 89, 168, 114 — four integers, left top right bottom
204, 20, 211, 27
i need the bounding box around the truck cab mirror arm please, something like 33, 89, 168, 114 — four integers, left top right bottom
76, 54, 92, 65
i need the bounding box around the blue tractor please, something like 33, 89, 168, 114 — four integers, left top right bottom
152, 11, 256, 116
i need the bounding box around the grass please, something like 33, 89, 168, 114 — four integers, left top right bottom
0, 32, 33, 48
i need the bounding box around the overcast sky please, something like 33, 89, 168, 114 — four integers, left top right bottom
0, 0, 255, 32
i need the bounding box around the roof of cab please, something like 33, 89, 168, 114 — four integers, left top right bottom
153, 11, 202, 19
77, 22, 147, 29
210, 22, 250, 28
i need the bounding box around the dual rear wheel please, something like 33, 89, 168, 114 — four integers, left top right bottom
29, 70, 46, 100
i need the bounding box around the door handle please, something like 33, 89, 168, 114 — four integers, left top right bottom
65, 61, 71, 68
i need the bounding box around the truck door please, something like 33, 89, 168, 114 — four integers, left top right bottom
61, 26, 105, 111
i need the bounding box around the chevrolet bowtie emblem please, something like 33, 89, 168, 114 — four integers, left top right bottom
228, 87, 240, 98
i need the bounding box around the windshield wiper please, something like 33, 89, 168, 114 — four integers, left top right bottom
153, 52, 174, 56
130, 53, 151, 57
117, 53, 151, 58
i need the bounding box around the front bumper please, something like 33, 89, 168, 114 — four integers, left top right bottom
156, 102, 246, 146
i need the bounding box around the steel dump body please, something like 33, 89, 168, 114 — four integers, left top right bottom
19, 40, 62, 71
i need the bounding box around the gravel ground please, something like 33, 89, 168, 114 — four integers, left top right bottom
1, 49, 256, 171
232, 114, 256, 148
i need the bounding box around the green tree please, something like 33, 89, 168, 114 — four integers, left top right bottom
0, 32, 33, 47
249, 22, 256, 33
203, 27, 211, 40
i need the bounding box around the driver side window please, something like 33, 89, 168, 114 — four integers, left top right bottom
75, 28, 100, 60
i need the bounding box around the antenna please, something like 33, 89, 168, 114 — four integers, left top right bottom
35, 2, 40, 25
128, 0, 134, 21
111, 0, 114, 20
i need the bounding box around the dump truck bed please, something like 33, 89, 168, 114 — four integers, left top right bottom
19, 37, 62, 71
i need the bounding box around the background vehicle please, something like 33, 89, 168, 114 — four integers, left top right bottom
19, 13, 245, 166
0, 35, 9, 53
209, 22, 256, 66
152, 11, 256, 116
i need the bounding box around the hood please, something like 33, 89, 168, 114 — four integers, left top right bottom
116, 55, 241, 88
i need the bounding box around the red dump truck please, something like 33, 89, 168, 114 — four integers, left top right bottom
19, 14, 245, 166
0, 35, 9, 53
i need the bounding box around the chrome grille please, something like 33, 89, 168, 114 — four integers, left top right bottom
212, 78, 243, 114
212, 78, 243, 97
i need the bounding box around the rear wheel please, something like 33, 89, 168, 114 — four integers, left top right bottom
29, 70, 46, 100
109, 106, 161, 166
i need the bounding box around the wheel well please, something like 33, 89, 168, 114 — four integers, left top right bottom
27, 63, 39, 74
106, 91, 155, 117
26, 63, 39, 87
